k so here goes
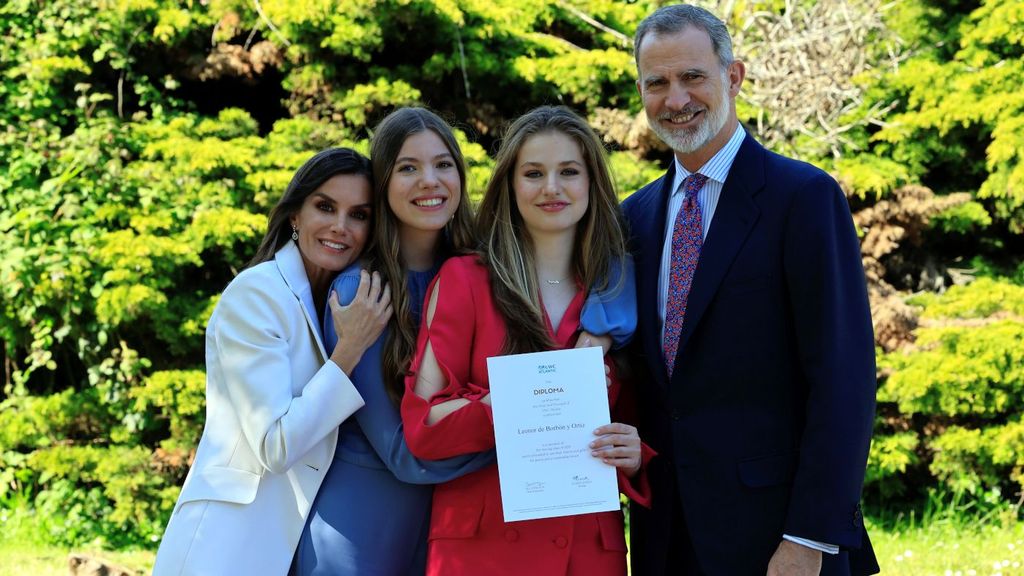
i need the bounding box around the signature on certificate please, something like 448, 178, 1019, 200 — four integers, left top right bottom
571, 474, 593, 488
525, 481, 546, 493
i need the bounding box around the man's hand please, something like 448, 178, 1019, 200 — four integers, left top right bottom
766, 540, 822, 576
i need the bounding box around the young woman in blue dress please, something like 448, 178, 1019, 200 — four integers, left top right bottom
292, 108, 636, 575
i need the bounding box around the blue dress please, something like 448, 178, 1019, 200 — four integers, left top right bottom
292, 265, 489, 576
293, 256, 637, 575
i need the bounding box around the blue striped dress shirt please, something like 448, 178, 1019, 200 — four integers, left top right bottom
656, 123, 745, 341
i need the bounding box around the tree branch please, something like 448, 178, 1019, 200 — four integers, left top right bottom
253, 0, 291, 48
558, 1, 630, 48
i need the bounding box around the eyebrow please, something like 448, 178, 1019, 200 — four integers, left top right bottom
395, 152, 454, 164
519, 159, 584, 168
310, 192, 371, 209
678, 67, 708, 77
643, 68, 707, 85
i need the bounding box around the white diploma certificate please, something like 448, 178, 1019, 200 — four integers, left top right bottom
487, 346, 619, 522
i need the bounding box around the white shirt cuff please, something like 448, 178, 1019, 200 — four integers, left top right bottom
783, 534, 839, 555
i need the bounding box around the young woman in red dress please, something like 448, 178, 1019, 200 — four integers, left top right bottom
401, 106, 654, 576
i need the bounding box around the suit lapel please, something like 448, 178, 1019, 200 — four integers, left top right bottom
275, 241, 329, 363
632, 165, 675, 391
672, 134, 765, 369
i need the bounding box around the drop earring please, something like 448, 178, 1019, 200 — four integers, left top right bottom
291, 226, 299, 241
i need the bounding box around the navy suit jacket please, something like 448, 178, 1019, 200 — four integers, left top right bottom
623, 132, 879, 575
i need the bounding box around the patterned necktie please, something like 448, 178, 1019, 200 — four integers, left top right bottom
663, 173, 708, 377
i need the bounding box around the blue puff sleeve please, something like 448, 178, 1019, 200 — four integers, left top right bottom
580, 254, 637, 349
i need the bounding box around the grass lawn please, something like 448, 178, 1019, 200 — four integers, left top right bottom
869, 518, 1024, 575
1, 518, 1022, 575
0, 540, 154, 576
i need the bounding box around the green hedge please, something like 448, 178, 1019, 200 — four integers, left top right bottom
2, 0, 1023, 548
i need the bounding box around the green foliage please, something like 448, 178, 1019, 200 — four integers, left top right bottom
131, 370, 207, 453
828, 153, 913, 200
1, 0, 667, 547
869, 0, 1024, 231
880, 320, 1024, 417
928, 419, 1024, 495
2, 0, 1022, 550
865, 431, 920, 498
336, 79, 422, 127
909, 277, 1024, 319
0, 99, 359, 547
456, 130, 494, 205
0, 389, 114, 455
930, 200, 992, 234
608, 151, 664, 199
513, 48, 637, 109
872, 276, 1024, 502
27, 446, 176, 547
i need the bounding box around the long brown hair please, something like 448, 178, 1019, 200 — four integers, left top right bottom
475, 106, 627, 354
248, 148, 372, 268
364, 107, 477, 403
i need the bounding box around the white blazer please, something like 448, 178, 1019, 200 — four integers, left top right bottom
153, 241, 364, 576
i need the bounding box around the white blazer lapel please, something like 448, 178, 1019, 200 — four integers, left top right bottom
274, 241, 329, 362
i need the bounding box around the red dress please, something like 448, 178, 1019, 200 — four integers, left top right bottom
401, 255, 654, 576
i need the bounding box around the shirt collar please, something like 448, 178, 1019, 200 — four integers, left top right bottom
669, 123, 746, 196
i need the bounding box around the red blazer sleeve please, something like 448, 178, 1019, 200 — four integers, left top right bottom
401, 257, 496, 460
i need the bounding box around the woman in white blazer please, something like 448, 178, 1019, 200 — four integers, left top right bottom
153, 148, 392, 576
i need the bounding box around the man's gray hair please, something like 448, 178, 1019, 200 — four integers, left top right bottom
634, 4, 734, 69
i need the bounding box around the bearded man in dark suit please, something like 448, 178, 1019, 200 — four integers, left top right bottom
623, 5, 879, 575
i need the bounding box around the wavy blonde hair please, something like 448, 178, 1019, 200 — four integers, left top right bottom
475, 106, 627, 354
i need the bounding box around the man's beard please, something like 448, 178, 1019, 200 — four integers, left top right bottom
648, 82, 730, 154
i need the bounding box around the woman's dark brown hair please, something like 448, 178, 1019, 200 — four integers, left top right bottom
248, 148, 372, 268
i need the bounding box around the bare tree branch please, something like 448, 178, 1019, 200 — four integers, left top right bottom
253, 0, 291, 48
558, 1, 630, 48
732, 0, 908, 157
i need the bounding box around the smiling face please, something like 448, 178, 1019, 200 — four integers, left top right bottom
636, 26, 744, 169
513, 130, 590, 239
289, 173, 372, 290
387, 129, 462, 242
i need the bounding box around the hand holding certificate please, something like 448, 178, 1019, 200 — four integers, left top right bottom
487, 346, 620, 522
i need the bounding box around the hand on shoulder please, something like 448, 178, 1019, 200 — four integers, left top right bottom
329, 269, 392, 373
